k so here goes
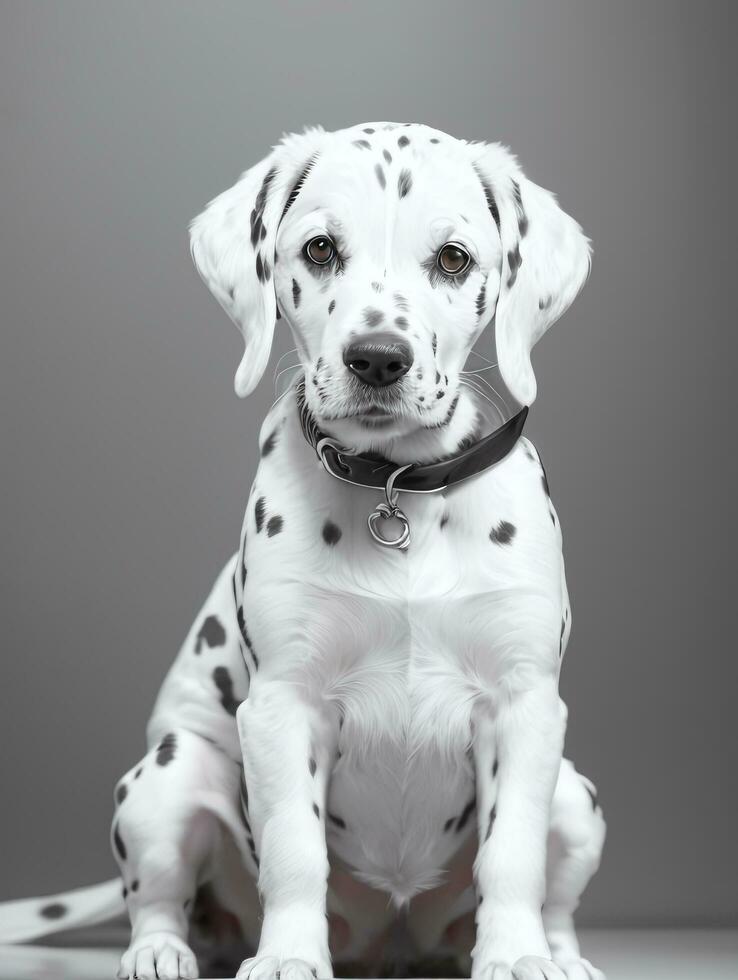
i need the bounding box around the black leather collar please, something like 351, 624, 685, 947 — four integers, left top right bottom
296, 378, 528, 495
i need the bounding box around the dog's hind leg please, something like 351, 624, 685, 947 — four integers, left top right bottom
112, 555, 258, 979
113, 728, 254, 980
543, 759, 607, 980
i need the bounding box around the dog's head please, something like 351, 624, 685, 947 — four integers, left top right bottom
190, 123, 590, 448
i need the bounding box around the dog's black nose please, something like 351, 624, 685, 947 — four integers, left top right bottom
343, 333, 414, 387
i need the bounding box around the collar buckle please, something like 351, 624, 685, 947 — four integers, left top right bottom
315, 436, 353, 476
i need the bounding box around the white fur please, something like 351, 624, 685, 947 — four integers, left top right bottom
0, 123, 604, 980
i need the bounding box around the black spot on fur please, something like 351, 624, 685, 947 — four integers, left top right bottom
328, 812, 346, 829
430, 137, 440, 144
432, 332, 438, 355
195, 615, 227, 654
539, 295, 552, 310
134, 767, 142, 779
374, 163, 386, 190
559, 618, 566, 658
292, 278, 301, 309
440, 513, 449, 529
395, 316, 408, 329
473, 165, 501, 232
476, 283, 486, 318
492, 758, 499, 777
313, 803, 321, 819
352, 139, 371, 149
261, 429, 278, 456
394, 293, 409, 311
507, 244, 523, 288
122, 886, 128, 899
371, 281, 384, 293
255, 252, 271, 284
398, 135, 410, 148
511, 179, 529, 237
250, 165, 278, 247
383, 149, 392, 164
541, 467, 551, 497
255, 496, 266, 532
40, 902, 67, 919
364, 307, 384, 327
113, 822, 127, 861
363, 127, 375, 134
436, 390, 444, 399
212, 666, 241, 717
116, 783, 128, 805
322, 520, 342, 545
490, 521, 516, 545
309, 757, 317, 777
328, 299, 336, 315
131, 879, 139, 892
456, 797, 476, 832
398, 168, 412, 198
443, 816, 456, 832
156, 732, 177, 766
266, 515, 283, 537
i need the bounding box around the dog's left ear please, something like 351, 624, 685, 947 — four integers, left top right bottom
189, 128, 324, 397
471, 143, 592, 406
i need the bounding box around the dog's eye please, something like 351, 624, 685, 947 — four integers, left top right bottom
437, 242, 471, 276
304, 236, 336, 266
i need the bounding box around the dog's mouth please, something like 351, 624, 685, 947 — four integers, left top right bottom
353, 405, 396, 426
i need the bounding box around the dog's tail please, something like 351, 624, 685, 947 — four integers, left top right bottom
0, 877, 125, 944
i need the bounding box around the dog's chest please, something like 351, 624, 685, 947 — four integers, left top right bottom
242, 415, 561, 898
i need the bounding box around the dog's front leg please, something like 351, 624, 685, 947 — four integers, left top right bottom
472, 673, 567, 980
235, 679, 336, 980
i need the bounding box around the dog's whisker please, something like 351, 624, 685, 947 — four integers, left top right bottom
459, 379, 506, 424
466, 349, 498, 367
272, 347, 300, 385
460, 364, 499, 376
460, 373, 510, 417
274, 361, 302, 386
460, 378, 504, 413
272, 363, 303, 402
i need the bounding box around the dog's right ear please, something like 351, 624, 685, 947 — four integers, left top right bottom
189, 129, 323, 397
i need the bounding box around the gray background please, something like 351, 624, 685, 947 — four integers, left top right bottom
1, 0, 735, 928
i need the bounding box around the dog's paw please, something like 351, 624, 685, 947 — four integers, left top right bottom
117, 932, 198, 980
554, 958, 606, 980
236, 954, 325, 980
512, 958, 567, 980
474, 957, 566, 980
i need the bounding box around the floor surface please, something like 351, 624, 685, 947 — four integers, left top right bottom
0, 930, 736, 980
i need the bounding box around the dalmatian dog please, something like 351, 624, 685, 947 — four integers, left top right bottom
0, 122, 606, 980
